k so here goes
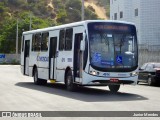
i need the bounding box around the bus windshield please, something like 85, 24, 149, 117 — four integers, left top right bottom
88, 22, 138, 72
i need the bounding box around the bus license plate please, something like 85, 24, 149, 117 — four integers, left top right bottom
110, 78, 119, 83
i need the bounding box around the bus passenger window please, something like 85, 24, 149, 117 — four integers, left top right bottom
65, 28, 73, 50
32, 34, 35, 51
59, 29, 65, 50
32, 33, 41, 51
41, 32, 49, 51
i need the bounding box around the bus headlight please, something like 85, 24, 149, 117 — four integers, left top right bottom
92, 71, 97, 75
130, 72, 138, 76
90, 71, 99, 76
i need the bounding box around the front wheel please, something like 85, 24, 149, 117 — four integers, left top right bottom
33, 68, 47, 85
65, 71, 77, 91
108, 85, 120, 93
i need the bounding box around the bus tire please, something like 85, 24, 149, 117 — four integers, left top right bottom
65, 71, 77, 91
33, 68, 47, 85
109, 85, 120, 93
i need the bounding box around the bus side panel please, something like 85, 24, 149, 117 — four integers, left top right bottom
72, 26, 85, 83
27, 34, 39, 77
29, 66, 33, 76
37, 51, 49, 80
56, 29, 74, 82
56, 51, 73, 82
56, 26, 85, 82
23, 34, 32, 76
56, 70, 65, 82
29, 52, 37, 76
49, 30, 59, 80
21, 35, 25, 74
29, 51, 49, 80
38, 67, 49, 79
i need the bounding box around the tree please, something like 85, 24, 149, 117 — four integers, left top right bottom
0, 11, 56, 53
64, 0, 98, 23
0, 18, 17, 53
65, 0, 81, 23
0, 0, 104, 53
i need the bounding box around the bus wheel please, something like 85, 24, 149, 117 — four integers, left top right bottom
108, 85, 120, 93
33, 68, 47, 85
66, 71, 77, 91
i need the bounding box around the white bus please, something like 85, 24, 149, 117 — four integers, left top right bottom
21, 20, 138, 92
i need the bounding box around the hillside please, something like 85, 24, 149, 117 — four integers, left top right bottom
0, 0, 109, 23
0, 0, 110, 53
84, 0, 108, 19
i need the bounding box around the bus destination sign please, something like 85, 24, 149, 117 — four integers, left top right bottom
94, 25, 129, 31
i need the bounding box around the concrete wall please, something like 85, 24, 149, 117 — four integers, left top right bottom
110, 0, 160, 66
110, 0, 160, 46
0, 54, 20, 64
139, 49, 160, 66
139, 45, 160, 66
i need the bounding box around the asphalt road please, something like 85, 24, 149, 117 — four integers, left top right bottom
0, 65, 160, 120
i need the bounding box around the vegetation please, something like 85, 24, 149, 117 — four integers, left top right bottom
96, 0, 110, 17
0, 0, 108, 53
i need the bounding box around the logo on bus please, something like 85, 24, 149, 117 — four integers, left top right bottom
103, 73, 110, 76
37, 56, 49, 62
62, 58, 65, 62
116, 56, 122, 63
67, 58, 72, 62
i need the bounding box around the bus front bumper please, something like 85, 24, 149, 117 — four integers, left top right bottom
80, 72, 138, 86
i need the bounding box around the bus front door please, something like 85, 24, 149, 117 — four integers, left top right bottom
24, 40, 30, 75
49, 37, 57, 80
74, 33, 83, 80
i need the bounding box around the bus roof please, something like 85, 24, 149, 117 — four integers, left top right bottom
23, 20, 135, 35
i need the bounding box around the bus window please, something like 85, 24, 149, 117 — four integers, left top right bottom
32, 34, 35, 51
41, 32, 49, 51
65, 28, 73, 50
34, 33, 41, 51
59, 29, 65, 50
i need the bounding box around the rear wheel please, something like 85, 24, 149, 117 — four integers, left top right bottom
109, 85, 120, 93
65, 71, 77, 91
33, 68, 47, 85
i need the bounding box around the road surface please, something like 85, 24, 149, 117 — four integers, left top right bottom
0, 65, 160, 120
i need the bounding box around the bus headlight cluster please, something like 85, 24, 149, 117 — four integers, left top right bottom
130, 72, 138, 76
90, 71, 99, 76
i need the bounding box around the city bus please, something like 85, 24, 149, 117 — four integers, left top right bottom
21, 20, 138, 92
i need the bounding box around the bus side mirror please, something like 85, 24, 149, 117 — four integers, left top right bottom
80, 33, 86, 51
